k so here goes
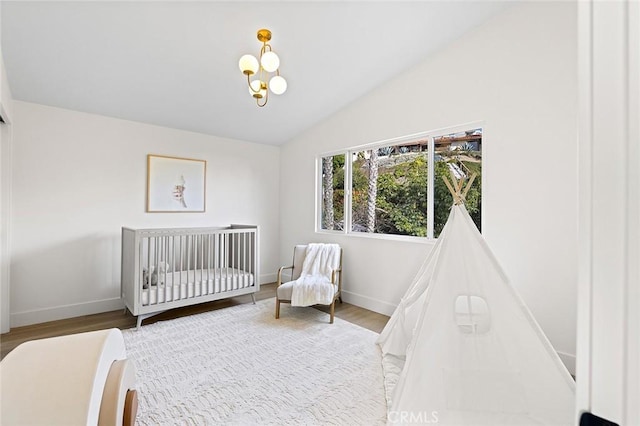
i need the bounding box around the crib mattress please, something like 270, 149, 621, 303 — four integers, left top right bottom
142, 268, 254, 306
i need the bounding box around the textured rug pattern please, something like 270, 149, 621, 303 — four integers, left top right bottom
122, 299, 387, 425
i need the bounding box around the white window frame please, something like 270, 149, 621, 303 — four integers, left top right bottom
316, 121, 483, 242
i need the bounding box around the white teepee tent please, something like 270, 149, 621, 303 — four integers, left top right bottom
377, 175, 575, 425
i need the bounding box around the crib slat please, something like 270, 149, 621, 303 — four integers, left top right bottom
206, 235, 209, 295
146, 237, 151, 305
139, 239, 145, 306
249, 231, 253, 286
167, 235, 172, 302
188, 234, 192, 299
201, 234, 205, 296
179, 235, 183, 301
223, 233, 228, 293
232, 233, 235, 290
236, 233, 240, 289
194, 234, 198, 297
212, 234, 216, 294
155, 236, 160, 305
191, 234, 195, 298
245, 231, 248, 286
214, 233, 218, 292
216, 233, 220, 293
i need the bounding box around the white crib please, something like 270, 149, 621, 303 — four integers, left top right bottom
121, 224, 259, 329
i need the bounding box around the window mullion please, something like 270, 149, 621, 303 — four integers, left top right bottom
427, 136, 435, 239
345, 151, 352, 234
316, 157, 322, 232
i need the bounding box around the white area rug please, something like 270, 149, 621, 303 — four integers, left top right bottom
122, 299, 387, 425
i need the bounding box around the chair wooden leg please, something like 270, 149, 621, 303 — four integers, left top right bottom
330, 300, 335, 324
275, 299, 280, 319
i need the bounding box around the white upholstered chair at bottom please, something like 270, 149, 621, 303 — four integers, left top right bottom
275, 244, 343, 323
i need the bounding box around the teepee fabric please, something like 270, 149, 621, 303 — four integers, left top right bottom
377, 204, 575, 425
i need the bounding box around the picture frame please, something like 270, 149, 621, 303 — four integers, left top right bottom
146, 154, 206, 212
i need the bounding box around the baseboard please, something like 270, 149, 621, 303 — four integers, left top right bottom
11, 275, 274, 329
260, 272, 276, 285
341, 290, 397, 317
10, 297, 124, 328
557, 350, 577, 376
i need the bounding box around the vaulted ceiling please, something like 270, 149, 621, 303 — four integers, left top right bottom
1, 1, 509, 145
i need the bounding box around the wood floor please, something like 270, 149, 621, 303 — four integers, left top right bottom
0, 283, 389, 360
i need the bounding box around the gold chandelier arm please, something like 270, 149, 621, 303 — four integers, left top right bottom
257, 90, 268, 107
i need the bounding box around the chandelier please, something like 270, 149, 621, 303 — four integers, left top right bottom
238, 29, 287, 107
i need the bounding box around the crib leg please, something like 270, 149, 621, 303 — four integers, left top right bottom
251, 293, 256, 305
136, 316, 143, 331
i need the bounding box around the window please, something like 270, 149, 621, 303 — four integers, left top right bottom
352, 143, 428, 236
455, 295, 491, 334
319, 153, 346, 231
318, 126, 482, 240
434, 129, 482, 236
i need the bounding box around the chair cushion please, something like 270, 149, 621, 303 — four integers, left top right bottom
277, 281, 295, 300
277, 280, 338, 302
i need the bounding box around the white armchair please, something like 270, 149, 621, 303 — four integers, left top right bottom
275, 244, 343, 323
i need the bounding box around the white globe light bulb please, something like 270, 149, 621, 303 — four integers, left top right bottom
238, 54, 259, 75
260, 51, 280, 73
249, 80, 266, 99
269, 75, 287, 95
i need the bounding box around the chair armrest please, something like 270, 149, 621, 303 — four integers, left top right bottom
277, 265, 294, 286
331, 268, 342, 286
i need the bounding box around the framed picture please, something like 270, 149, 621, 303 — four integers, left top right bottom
147, 154, 206, 212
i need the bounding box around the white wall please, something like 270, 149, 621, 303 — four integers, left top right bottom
576, 1, 640, 424
0, 2, 11, 120
279, 2, 578, 370
1, 47, 15, 333
10, 101, 280, 327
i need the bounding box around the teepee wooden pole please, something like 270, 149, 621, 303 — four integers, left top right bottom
442, 175, 462, 205
448, 169, 459, 190
456, 174, 465, 194
461, 173, 478, 200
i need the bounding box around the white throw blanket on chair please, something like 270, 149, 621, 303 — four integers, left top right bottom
291, 243, 341, 307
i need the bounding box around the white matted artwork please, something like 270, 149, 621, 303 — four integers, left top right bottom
147, 155, 206, 212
